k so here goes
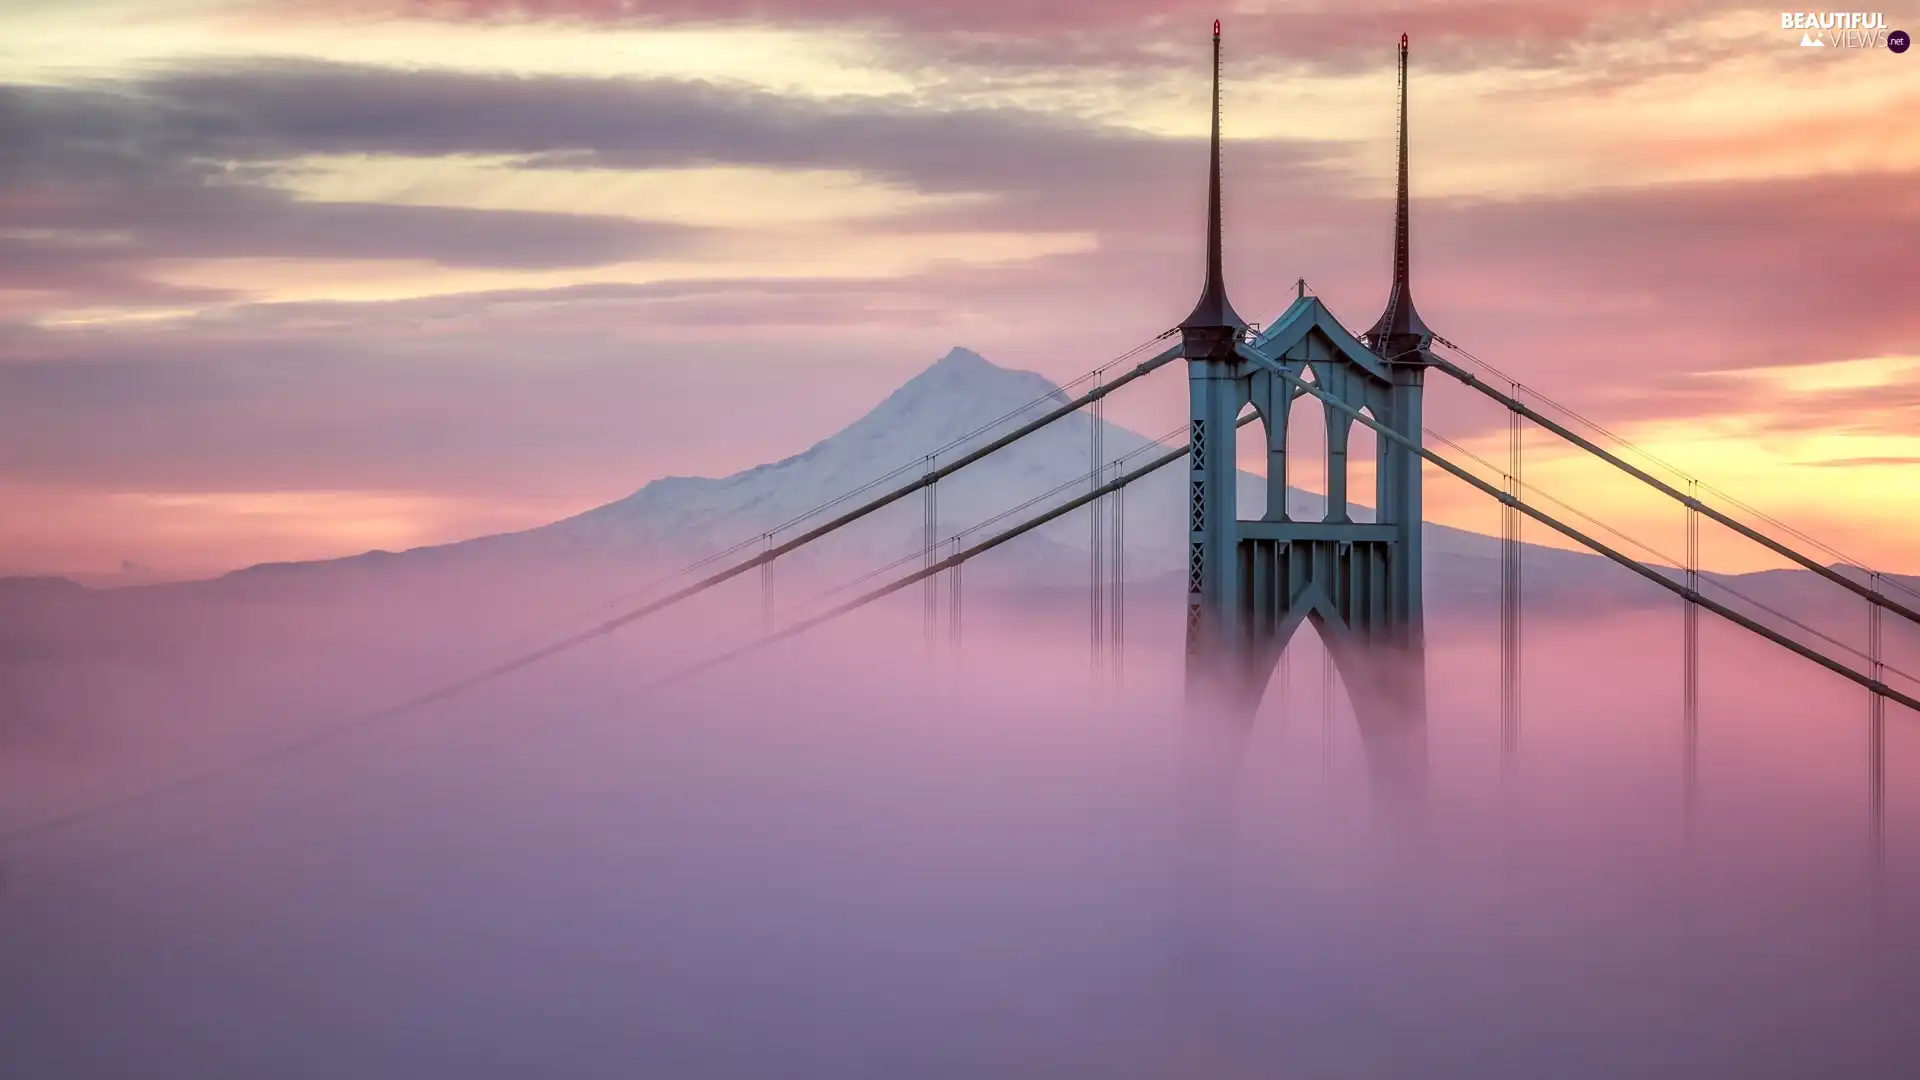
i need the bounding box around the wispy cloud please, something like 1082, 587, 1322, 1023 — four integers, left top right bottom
312, 0, 1770, 75
1803, 456, 1920, 469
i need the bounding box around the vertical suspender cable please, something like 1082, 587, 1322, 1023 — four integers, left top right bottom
761, 532, 774, 636
1513, 391, 1523, 740
949, 537, 963, 656
924, 455, 938, 651
1501, 385, 1521, 761
1322, 394, 1336, 775
1091, 375, 1105, 675
1500, 410, 1509, 752
1111, 468, 1125, 683
1869, 572, 1886, 921
761, 532, 776, 687
1684, 479, 1701, 840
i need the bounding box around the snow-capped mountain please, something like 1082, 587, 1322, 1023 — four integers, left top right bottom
506, 346, 1337, 577
468, 345, 1543, 594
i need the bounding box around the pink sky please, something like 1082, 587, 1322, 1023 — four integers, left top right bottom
0, 0, 1915, 579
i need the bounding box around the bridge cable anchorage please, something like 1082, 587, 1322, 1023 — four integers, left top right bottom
1428, 343, 1920, 623
1426, 427, 1920, 690
1243, 344, 1920, 715
648, 410, 1267, 693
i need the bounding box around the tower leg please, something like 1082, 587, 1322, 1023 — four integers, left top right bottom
1321, 630, 1428, 819
1188, 609, 1429, 816
1179, 630, 1278, 869
1175, 644, 1263, 1001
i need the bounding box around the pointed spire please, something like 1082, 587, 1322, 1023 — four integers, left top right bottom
1391, 33, 1413, 294
1366, 33, 1431, 359
1180, 19, 1245, 357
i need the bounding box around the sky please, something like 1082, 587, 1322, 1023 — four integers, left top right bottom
1, 0, 1915, 580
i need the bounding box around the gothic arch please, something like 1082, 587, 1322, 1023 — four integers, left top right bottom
1351, 404, 1381, 523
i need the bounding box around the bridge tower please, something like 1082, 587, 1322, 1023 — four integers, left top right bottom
1182, 28, 1429, 787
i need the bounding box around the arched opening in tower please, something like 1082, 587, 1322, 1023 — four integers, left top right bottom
1285, 370, 1327, 522
1246, 615, 1364, 790
1235, 400, 1267, 520
1350, 405, 1382, 523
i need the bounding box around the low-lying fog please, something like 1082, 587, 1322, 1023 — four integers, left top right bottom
3, 567, 1917, 1078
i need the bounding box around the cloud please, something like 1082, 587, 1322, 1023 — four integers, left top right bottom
27, 55, 1907, 351
1803, 456, 1920, 468
317, 0, 1762, 74
0, 78, 704, 313
126, 59, 1342, 203
7, 144, 1916, 504
3, 40, 1916, 576
1404, 169, 1920, 388
0, 60, 1349, 316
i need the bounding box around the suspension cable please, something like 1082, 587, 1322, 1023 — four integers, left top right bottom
1432, 336, 1920, 608
1428, 351, 1920, 630
1427, 428, 1920, 689
0, 337, 1189, 850
1240, 344, 1919, 714
651, 411, 1263, 689
459, 333, 1183, 664
792, 425, 1189, 613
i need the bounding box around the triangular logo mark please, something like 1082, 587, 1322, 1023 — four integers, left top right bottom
1800, 31, 1825, 46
